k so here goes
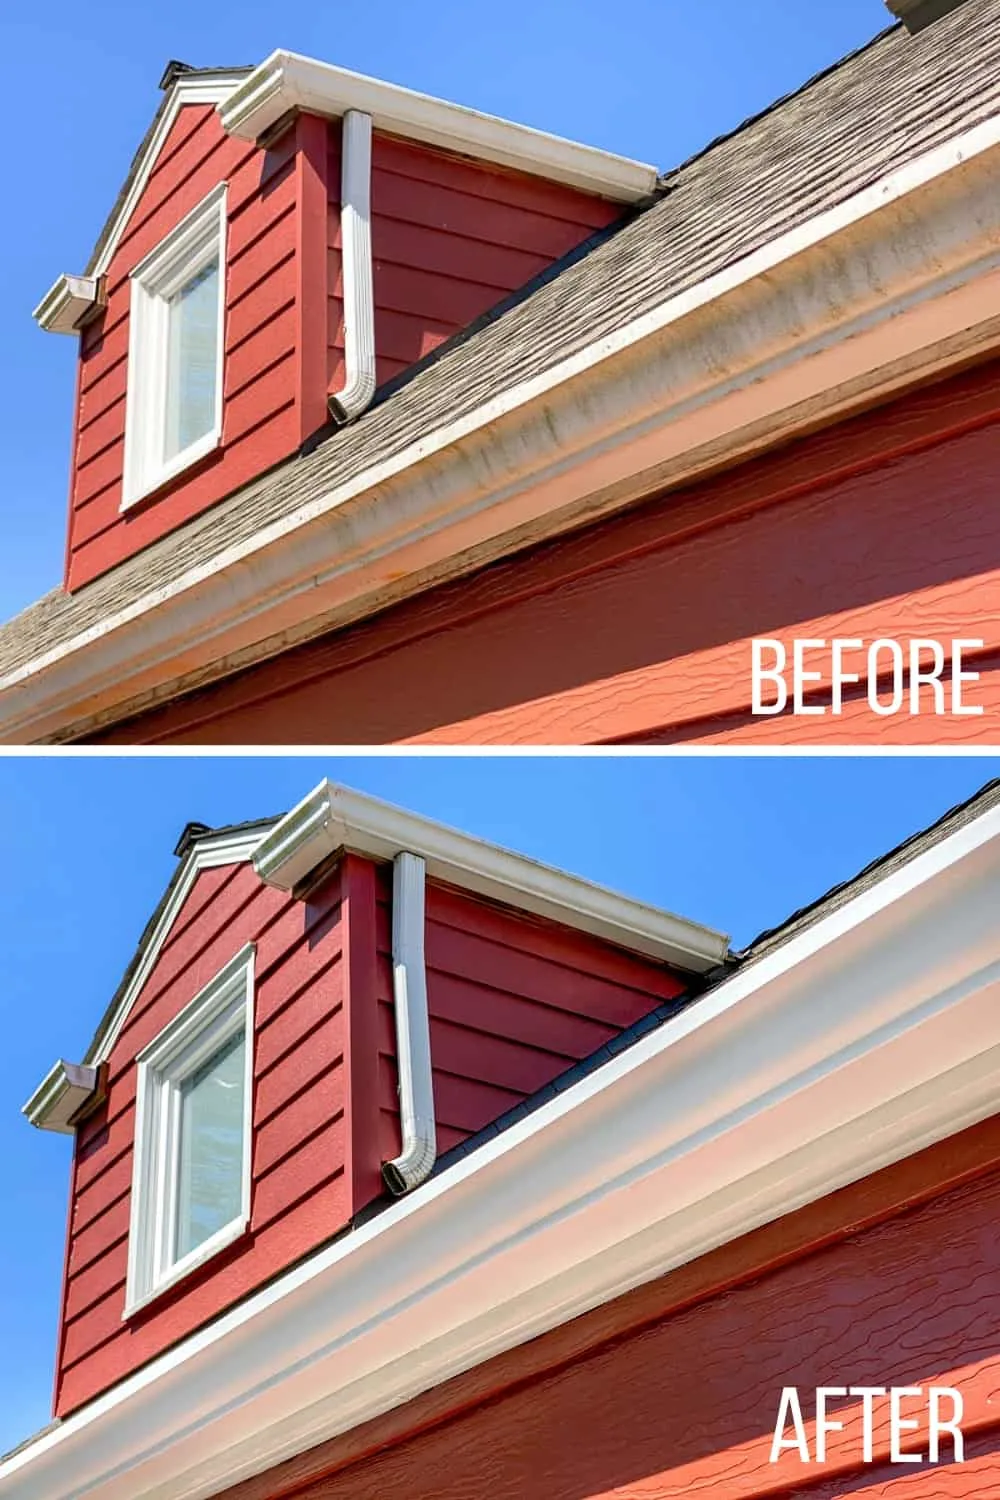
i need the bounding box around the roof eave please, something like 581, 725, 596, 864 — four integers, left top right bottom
33, 275, 103, 336
23, 1060, 100, 1134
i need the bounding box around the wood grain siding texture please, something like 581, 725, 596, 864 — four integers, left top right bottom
65, 110, 617, 591
329, 131, 621, 392
214, 1116, 1000, 1500
54, 859, 354, 1418
93, 356, 1000, 745
374, 872, 689, 1160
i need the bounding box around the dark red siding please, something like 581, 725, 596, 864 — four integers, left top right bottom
214, 1114, 1000, 1500
92, 357, 1000, 745
66, 107, 619, 592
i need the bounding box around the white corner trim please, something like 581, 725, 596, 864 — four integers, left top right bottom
4, 794, 1000, 1500
219, 50, 657, 202
22, 1061, 100, 1134
253, 780, 729, 972
32, 73, 247, 332
123, 944, 255, 1318
329, 111, 376, 424
383, 853, 436, 1195
33, 275, 103, 336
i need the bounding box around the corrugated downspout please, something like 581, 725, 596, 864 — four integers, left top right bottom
383, 852, 437, 1195
329, 109, 376, 423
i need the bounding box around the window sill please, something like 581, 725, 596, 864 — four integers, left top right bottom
122, 1211, 249, 1321
120, 425, 222, 513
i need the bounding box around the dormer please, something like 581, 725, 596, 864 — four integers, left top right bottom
35, 55, 656, 591
22, 781, 726, 1418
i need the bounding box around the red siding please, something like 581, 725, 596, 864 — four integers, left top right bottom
54, 858, 356, 1416
93, 357, 1000, 745
375, 873, 688, 1161
65, 108, 619, 592
214, 1115, 1000, 1500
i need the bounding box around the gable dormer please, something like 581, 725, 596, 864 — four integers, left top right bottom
35, 55, 656, 592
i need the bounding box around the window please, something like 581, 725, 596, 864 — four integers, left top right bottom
122, 184, 227, 508
125, 944, 253, 1314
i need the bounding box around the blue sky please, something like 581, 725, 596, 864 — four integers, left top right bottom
0, 751, 997, 1454
3, 0, 896, 618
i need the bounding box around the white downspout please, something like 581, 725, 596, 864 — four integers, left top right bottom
383, 851, 437, 1195
329, 109, 376, 424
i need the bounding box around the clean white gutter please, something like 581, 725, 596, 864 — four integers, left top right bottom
5, 111, 1000, 744
383, 852, 436, 1195
33, 276, 103, 336
329, 111, 376, 424
219, 50, 657, 202
23, 1061, 101, 1134
252, 780, 729, 971
4, 795, 999, 1500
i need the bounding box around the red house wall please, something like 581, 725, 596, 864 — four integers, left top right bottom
66, 104, 619, 593
54, 851, 689, 1418
214, 1114, 1000, 1500
91, 356, 1000, 746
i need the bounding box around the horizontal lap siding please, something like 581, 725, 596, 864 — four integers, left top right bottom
328, 131, 621, 395
101, 357, 1000, 746
375, 870, 688, 1156
66, 109, 311, 591
218, 1126, 1000, 1500
54, 860, 351, 1417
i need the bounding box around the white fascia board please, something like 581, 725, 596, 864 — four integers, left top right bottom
7, 112, 1000, 741
4, 798, 1000, 1500
22, 1061, 100, 1134
253, 780, 730, 972
33, 275, 103, 335
220, 50, 658, 203
32, 72, 247, 331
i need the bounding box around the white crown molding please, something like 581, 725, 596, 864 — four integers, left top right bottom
219, 50, 658, 202
4, 794, 1000, 1500
253, 780, 730, 972
33, 72, 247, 334
5, 111, 1000, 744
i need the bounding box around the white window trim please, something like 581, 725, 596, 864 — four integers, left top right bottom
124, 943, 254, 1318
121, 183, 228, 511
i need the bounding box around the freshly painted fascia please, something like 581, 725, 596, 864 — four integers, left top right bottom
4, 798, 1000, 1500
219, 49, 658, 202
253, 780, 729, 971
7, 113, 1000, 742
32, 71, 247, 326
22, 1061, 100, 1134
33, 275, 103, 336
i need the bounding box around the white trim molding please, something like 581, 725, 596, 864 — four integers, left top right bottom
23, 1061, 101, 1135
219, 50, 657, 202
4, 789, 1000, 1500
33, 276, 104, 336
124, 945, 255, 1317
383, 853, 436, 1196
329, 111, 376, 424
252, 780, 730, 972
7, 111, 1000, 742
121, 184, 228, 509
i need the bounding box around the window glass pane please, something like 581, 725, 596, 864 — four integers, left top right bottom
175, 1028, 245, 1261
164, 257, 219, 461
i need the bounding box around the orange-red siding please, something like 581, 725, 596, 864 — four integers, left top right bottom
91, 356, 1000, 746
213, 1114, 1000, 1500
66, 107, 619, 592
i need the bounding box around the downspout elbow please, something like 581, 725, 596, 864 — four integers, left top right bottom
383, 851, 437, 1196
329, 109, 376, 424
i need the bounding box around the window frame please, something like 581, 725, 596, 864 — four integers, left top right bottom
121, 182, 228, 510
124, 942, 254, 1318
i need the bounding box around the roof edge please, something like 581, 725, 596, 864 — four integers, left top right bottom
22, 1061, 100, 1134
254, 780, 731, 971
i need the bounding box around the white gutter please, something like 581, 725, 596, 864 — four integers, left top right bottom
6, 113, 1000, 744
219, 50, 657, 202
383, 852, 436, 1195
329, 111, 376, 424
22, 1061, 101, 1134
33, 275, 103, 336
251, 780, 729, 971
3, 795, 999, 1500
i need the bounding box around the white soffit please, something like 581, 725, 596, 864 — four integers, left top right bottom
253, 780, 730, 972
219, 50, 658, 202
3, 795, 1000, 1500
